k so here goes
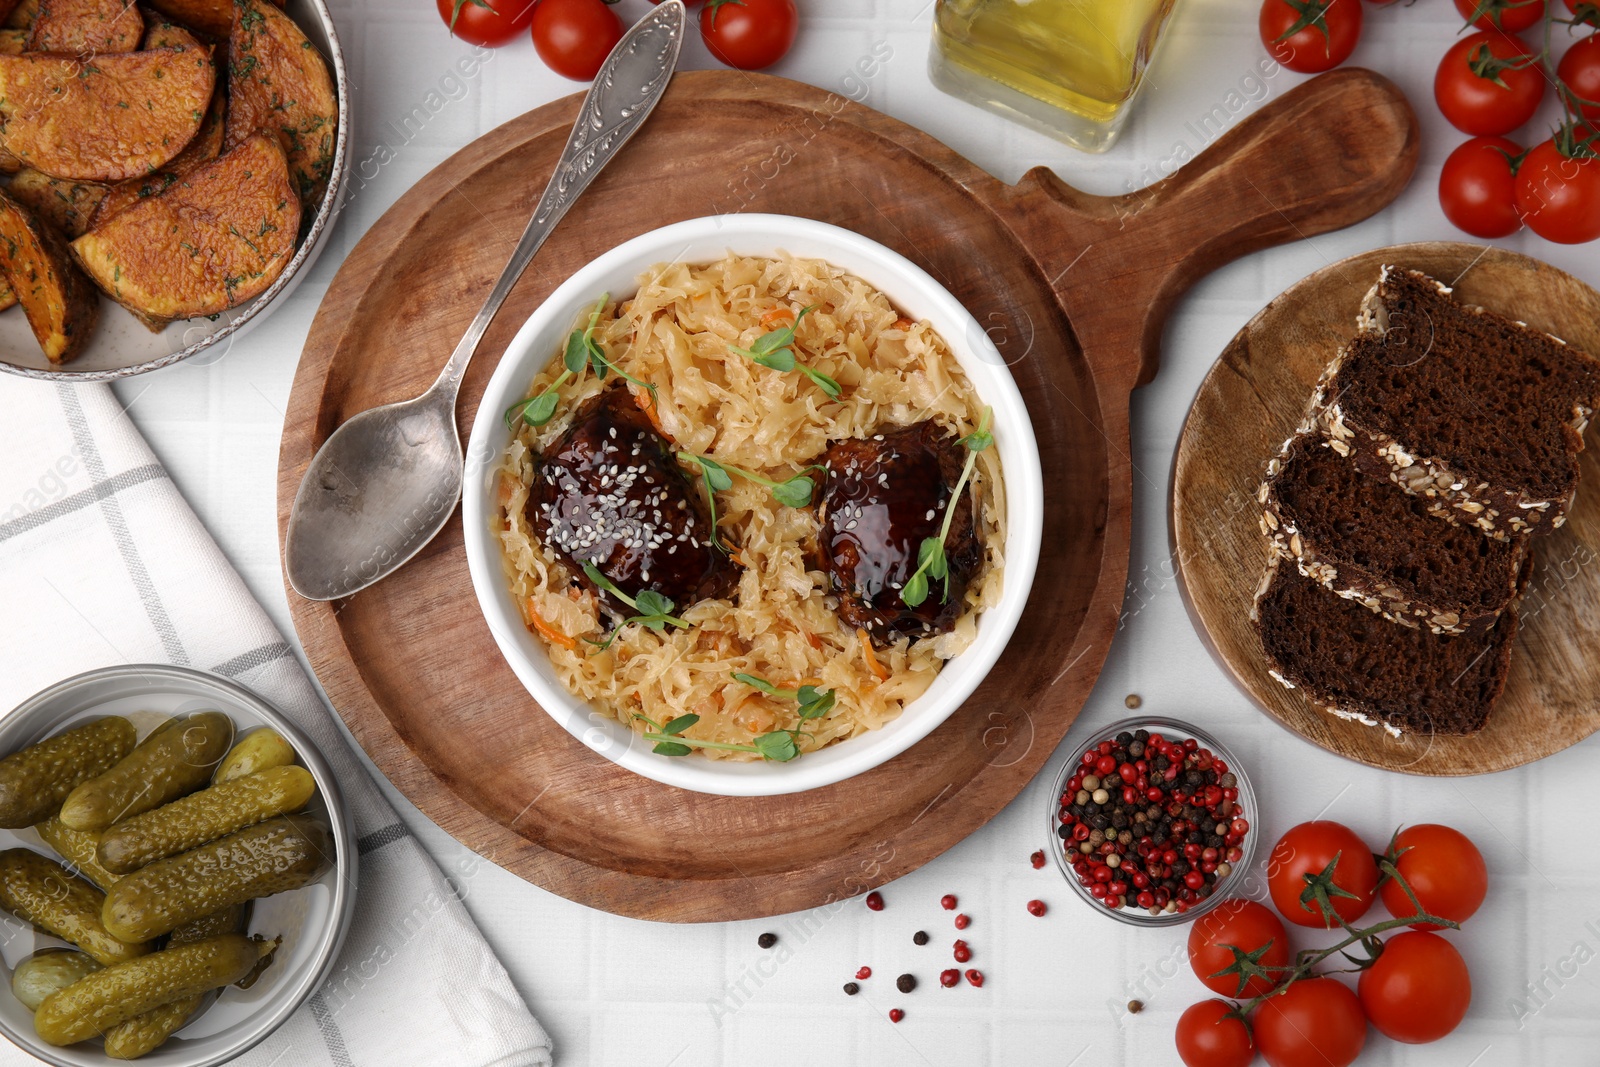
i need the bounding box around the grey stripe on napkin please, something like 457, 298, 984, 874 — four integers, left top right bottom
0, 377, 553, 1067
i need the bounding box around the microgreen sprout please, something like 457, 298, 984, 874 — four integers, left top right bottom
502, 294, 654, 430
730, 672, 837, 720
633, 712, 805, 762
680, 452, 823, 510
633, 671, 836, 761
729, 306, 842, 398
901, 407, 994, 609
580, 562, 689, 651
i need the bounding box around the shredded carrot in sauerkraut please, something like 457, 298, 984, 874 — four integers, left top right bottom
494, 254, 1006, 759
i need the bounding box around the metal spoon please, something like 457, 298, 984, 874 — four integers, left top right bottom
284, 1, 687, 602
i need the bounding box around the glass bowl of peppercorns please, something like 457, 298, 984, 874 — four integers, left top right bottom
1045, 717, 1257, 927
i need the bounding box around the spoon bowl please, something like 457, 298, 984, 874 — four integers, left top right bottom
285, 389, 461, 601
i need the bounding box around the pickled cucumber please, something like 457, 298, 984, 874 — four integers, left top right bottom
102, 816, 332, 942
59, 712, 234, 832
213, 728, 295, 785
35, 816, 121, 891
0, 717, 137, 828
11, 949, 102, 1011
98, 765, 316, 874
103, 997, 200, 1059
101, 905, 248, 1059
168, 904, 248, 943
33, 934, 271, 1047
0, 849, 149, 965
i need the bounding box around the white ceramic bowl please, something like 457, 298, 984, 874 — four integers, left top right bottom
0, 665, 357, 1066
0, 0, 349, 382
462, 214, 1044, 797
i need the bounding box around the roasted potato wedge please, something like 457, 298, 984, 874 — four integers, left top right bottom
140, 6, 202, 49
6, 170, 107, 238
0, 48, 215, 182
0, 191, 100, 363
143, 0, 284, 39
70, 134, 300, 322
28, 0, 142, 53
143, 0, 226, 37
1, 0, 30, 30
227, 0, 336, 209
89, 84, 223, 230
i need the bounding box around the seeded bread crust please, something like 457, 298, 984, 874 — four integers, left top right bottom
1301, 266, 1600, 540
1250, 558, 1518, 737
1259, 432, 1530, 635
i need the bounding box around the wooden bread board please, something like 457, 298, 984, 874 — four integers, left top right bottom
1173, 243, 1600, 774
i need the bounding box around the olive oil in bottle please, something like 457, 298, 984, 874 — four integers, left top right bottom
930, 0, 1181, 152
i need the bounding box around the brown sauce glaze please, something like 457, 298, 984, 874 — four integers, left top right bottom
527, 385, 736, 615
812, 421, 980, 644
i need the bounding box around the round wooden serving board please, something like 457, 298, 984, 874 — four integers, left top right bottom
1173, 243, 1600, 776
279, 69, 1417, 920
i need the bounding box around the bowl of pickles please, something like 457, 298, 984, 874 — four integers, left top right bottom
0, 664, 356, 1066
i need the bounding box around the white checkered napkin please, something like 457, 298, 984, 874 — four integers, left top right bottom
0, 378, 552, 1067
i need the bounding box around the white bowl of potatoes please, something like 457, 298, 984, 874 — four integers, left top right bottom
0, 664, 355, 1066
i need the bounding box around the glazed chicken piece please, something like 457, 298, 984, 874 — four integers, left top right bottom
527, 385, 736, 615
812, 420, 981, 644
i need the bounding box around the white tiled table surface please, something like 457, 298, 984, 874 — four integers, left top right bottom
109, 0, 1600, 1063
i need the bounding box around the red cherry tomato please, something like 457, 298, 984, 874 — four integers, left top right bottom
1558, 35, 1600, 123
530, 0, 625, 81
1515, 137, 1600, 243
1259, 0, 1363, 73
1440, 136, 1525, 238
1253, 977, 1368, 1067
1175, 1000, 1255, 1067
700, 0, 798, 71
1454, 0, 1546, 30
437, 0, 536, 47
1268, 821, 1378, 928
1380, 823, 1489, 928
1188, 899, 1292, 999
1357, 931, 1472, 1044
1436, 32, 1544, 136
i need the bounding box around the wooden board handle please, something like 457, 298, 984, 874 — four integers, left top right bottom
1017, 68, 1419, 393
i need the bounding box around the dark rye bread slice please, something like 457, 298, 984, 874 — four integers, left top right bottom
1252, 560, 1517, 737
1307, 266, 1600, 540
1260, 432, 1530, 635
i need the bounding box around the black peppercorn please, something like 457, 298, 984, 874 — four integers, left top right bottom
1134, 729, 1149, 742
897, 974, 917, 994
757, 932, 777, 949
913, 931, 929, 946
844, 982, 860, 996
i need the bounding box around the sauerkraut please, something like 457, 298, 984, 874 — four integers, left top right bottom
494, 254, 1005, 759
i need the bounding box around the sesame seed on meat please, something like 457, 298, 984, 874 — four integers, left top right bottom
526, 385, 738, 615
